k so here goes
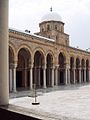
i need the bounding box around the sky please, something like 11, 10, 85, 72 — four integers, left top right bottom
9, 0, 90, 50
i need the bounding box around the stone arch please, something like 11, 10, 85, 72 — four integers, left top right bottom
9, 42, 16, 54
46, 53, 53, 67
9, 44, 16, 60
9, 45, 15, 65
70, 56, 74, 69
46, 50, 55, 64
33, 47, 45, 63
33, 49, 45, 88
16, 47, 32, 90
34, 51, 44, 67
58, 52, 65, 68
81, 59, 85, 68
46, 52, 53, 87
17, 44, 33, 64
58, 52, 66, 85
76, 57, 80, 68
58, 50, 66, 63
86, 59, 89, 68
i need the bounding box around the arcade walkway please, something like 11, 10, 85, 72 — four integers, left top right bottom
9, 83, 89, 98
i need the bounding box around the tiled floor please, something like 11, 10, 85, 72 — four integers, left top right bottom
9, 83, 90, 120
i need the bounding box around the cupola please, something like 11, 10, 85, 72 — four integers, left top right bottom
35, 8, 69, 46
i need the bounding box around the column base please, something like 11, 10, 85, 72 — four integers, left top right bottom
32, 102, 40, 105
43, 86, 46, 89
12, 89, 17, 93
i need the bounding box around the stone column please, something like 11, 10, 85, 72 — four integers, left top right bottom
12, 63, 17, 92
38, 67, 41, 87
58, 68, 60, 84
73, 68, 76, 84
24, 68, 27, 87
9, 68, 13, 92
65, 67, 68, 85
51, 66, 55, 87
34, 67, 37, 86
65, 64, 70, 85
30, 65, 33, 90
79, 68, 81, 83
67, 68, 70, 84
0, 0, 9, 105
48, 68, 51, 86
89, 68, 90, 82
43, 66, 46, 88
55, 65, 59, 86
81, 69, 83, 83
66, 65, 70, 84
84, 68, 86, 82
24, 60, 27, 87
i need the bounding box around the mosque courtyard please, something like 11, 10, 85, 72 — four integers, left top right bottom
9, 83, 90, 120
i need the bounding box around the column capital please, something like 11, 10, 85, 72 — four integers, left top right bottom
72, 64, 76, 69
49, 65, 55, 69
13, 60, 18, 68
52, 65, 55, 69
42, 66, 46, 69
78, 67, 81, 70
30, 64, 33, 69
11, 62, 17, 68
66, 64, 70, 69
13, 63, 17, 68
9, 63, 14, 69
72, 67, 76, 70
55, 64, 59, 69
42, 63, 47, 69
84, 67, 86, 70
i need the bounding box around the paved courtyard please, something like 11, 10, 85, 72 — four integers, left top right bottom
9, 83, 90, 120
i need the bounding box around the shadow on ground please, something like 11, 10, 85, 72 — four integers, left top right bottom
0, 106, 41, 120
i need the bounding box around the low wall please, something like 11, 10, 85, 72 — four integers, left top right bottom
0, 107, 41, 120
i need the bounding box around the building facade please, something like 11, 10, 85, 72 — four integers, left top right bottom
9, 11, 90, 92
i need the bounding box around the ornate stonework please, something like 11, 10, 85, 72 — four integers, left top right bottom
9, 12, 90, 92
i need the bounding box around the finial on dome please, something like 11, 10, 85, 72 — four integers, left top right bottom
50, 7, 52, 12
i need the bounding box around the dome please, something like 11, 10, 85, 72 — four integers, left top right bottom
41, 12, 62, 22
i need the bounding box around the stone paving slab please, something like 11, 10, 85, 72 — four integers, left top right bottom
9, 84, 90, 120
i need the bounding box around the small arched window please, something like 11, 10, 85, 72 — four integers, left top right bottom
42, 28, 44, 32
55, 25, 57, 30
61, 26, 64, 32
47, 25, 50, 31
